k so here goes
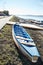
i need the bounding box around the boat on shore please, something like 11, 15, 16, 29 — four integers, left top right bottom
12, 24, 40, 63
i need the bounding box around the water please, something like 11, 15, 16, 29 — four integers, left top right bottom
17, 15, 43, 22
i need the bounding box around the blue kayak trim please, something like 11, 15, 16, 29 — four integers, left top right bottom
14, 24, 32, 40
16, 38, 40, 57
16, 38, 33, 57
21, 44, 40, 57
13, 24, 40, 57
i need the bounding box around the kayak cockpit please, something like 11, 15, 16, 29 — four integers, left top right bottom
16, 36, 35, 46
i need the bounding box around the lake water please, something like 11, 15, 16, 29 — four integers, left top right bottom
17, 15, 43, 22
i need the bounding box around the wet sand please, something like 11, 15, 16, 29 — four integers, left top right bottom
0, 24, 43, 65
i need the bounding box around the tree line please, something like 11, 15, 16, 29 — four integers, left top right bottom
0, 10, 9, 16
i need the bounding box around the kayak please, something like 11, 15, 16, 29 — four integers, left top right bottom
12, 24, 40, 63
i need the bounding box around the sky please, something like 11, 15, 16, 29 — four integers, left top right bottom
0, 0, 43, 15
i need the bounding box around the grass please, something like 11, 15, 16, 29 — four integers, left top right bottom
0, 16, 43, 65
9, 15, 19, 22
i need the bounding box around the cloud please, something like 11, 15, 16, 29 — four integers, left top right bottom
8, 8, 43, 15
8, 8, 29, 15
8, 8, 35, 15
0, 8, 43, 15
0, 8, 3, 11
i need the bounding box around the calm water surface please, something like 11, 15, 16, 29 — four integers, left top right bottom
17, 15, 43, 22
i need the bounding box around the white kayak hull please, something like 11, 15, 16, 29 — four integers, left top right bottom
12, 24, 40, 63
